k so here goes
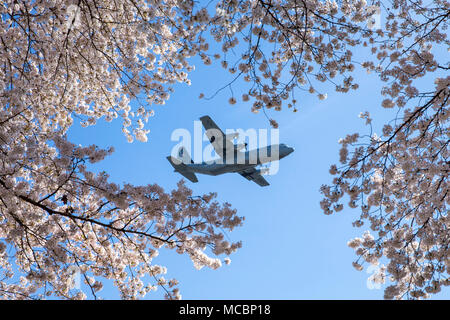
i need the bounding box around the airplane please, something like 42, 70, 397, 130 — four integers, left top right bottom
167, 115, 294, 187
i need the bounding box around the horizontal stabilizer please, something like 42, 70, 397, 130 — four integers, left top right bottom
176, 169, 198, 183
166, 156, 198, 183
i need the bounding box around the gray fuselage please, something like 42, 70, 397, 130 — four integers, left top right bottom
185, 144, 294, 176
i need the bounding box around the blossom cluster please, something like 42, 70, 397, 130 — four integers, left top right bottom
321, 80, 449, 299
0, 132, 243, 299
199, 0, 383, 121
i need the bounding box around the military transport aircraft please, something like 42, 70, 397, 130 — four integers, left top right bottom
167, 116, 294, 186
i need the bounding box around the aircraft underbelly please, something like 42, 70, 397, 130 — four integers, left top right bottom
191, 164, 253, 175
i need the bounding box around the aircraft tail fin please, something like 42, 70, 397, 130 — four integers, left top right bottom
173, 146, 194, 164
166, 155, 198, 183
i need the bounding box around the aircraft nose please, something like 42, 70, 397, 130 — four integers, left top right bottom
288, 147, 294, 154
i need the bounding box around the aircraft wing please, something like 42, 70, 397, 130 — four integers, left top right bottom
200, 116, 235, 159
238, 167, 270, 187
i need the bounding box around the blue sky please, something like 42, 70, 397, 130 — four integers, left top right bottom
67, 49, 449, 300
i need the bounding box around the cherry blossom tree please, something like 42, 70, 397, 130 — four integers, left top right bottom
315, 2, 448, 299
0, 0, 243, 299
199, 0, 449, 299
0, 0, 447, 300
